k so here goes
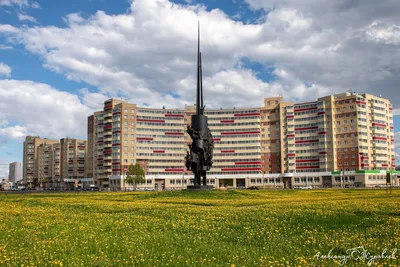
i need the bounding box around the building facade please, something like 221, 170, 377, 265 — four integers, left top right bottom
87, 92, 397, 190
23, 136, 59, 188
23, 136, 87, 188
8, 162, 22, 184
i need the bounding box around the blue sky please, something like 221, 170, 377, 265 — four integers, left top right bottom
0, 0, 400, 177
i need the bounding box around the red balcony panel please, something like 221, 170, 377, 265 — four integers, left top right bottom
98, 122, 104, 126
55, 148, 60, 150
221, 167, 262, 172
390, 126, 394, 129
112, 143, 120, 147
319, 152, 328, 155
295, 126, 318, 131
356, 101, 367, 105
287, 134, 295, 137
165, 114, 184, 118
391, 139, 394, 142
235, 161, 261, 165
381, 164, 388, 167
392, 158, 395, 161
294, 107, 317, 112
295, 139, 319, 144
78, 146, 85, 149
113, 162, 120, 165
319, 132, 327, 135
165, 132, 184, 135
104, 104, 112, 110
137, 119, 165, 123
389, 107, 393, 110
97, 164, 103, 167
165, 168, 185, 172
27, 153, 34, 156
97, 140, 104, 143
153, 150, 165, 153
317, 112, 326, 115
104, 125, 112, 130
361, 156, 369, 160
296, 159, 320, 163
296, 166, 319, 169
286, 115, 294, 119
212, 138, 221, 142
137, 137, 153, 141
104, 150, 112, 155
233, 113, 260, 117
361, 163, 369, 166
221, 150, 235, 153
112, 130, 121, 134
373, 136, 387, 141
112, 111, 121, 115
97, 157, 103, 160
112, 168, 120, 172
288, 153, 296, 157
372, 123, 386, 127
221, 120, 234, 123
221, 131, 260, 135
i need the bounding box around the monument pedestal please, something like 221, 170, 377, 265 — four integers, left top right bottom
186, 185, 214, 191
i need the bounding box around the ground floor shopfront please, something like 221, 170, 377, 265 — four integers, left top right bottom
107, 170, 400, 191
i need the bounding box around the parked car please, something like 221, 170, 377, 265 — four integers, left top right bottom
247, 186, 259, 190
89, 185, 100, 191
298, 186, 312, 189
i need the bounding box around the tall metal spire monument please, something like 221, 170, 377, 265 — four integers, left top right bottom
185, 22, 214, 189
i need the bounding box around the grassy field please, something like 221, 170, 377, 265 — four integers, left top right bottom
0, 189, 399, 266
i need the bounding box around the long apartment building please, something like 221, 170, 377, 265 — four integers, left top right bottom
23, 136, 87, 188
87, 92, 397, 190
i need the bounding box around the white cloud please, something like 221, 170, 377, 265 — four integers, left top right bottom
0, 158, 12, 179
31, 1, 39, 8
0, 44, 12, 50
0, 79, 95, 141
17, 13, 37, 23
0, 0, 28, 8
0, 0, 400, 111
0, 62, 11, 77
79, 88, 110, 110
0, 125, 27, 140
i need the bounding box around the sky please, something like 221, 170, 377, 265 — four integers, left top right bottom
0, 0, 399, 178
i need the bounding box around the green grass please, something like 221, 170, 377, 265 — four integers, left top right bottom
0, 189, 399, 266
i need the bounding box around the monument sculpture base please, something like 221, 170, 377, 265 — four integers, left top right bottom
186, 185, 214, 191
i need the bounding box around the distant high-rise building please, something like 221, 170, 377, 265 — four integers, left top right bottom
23, 136, 58, 188
87, 92, 396, 189
60, 138, 86, 180
8, 162, 22, 184
23, 136, 87, 188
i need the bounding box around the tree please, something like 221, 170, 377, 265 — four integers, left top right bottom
125, 163, 145, 190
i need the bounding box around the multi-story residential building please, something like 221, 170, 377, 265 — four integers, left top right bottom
85, 115, 96, 179
23, 136, 58, 188
87, 92, 397, 190
23, 136, 87, 188
60, 138, 86, 180
37, 143, 57, 185
8, 162, 22, 184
